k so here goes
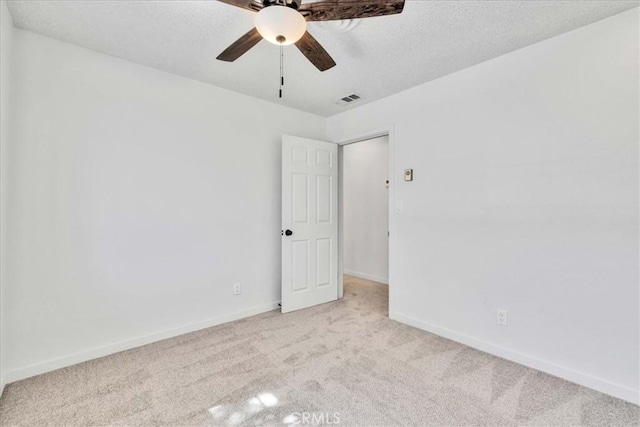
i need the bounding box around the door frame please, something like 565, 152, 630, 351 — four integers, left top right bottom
336, 125, 396, 309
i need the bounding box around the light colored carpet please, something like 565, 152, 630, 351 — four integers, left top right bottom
0, 275, 638, 426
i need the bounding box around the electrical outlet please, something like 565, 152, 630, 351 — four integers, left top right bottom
497, 309, 508, 326
233, 283, 241, 296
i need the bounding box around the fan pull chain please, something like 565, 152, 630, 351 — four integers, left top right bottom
279, 44, 284, 98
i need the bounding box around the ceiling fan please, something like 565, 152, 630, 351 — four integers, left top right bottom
216, 0, 406, 72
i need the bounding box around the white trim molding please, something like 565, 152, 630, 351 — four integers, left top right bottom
4, 301, 281, 385
390, 311, 639, 405
344, 269, 388, 285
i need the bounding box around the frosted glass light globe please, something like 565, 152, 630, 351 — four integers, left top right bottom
255, 6, 307, 45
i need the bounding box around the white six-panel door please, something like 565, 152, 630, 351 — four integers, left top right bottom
282, 135, 338, 313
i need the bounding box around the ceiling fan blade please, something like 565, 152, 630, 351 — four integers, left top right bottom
295, 31, 336, 72
300, 0, 405, 21
217, 28, 263, 62
216, 0, 263, 13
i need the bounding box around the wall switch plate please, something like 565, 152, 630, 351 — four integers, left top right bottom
233, 283, 241, 296
497, 309, 508, 326
404, 169, 413, 181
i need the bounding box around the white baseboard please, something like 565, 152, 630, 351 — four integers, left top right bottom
4, 301, 281, 385
390, 312, 639, 405
344, 269, 388, 285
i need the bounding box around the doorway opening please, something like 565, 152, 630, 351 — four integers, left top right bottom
339, 135, 390, 313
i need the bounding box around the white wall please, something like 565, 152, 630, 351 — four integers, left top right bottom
3, 29, 326, 381
343, 136, 388, 284
2, 6, 638, 406
0, 0, 14, 394
328, 9, 639, 404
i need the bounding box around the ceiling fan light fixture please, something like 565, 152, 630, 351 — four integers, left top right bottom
255, 5, 307, 45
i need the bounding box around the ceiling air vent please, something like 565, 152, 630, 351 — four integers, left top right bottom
334, 93, 364, 106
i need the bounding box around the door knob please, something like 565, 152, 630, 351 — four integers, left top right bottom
285, 229, 293, 236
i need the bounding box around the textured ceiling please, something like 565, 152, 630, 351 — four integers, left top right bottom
6, 0, 639, 116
